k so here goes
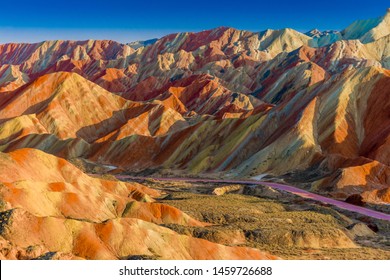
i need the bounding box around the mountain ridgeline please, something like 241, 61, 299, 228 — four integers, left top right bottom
1, 9, 390, 207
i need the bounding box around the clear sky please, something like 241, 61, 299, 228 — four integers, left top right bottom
0, 0, 389, 44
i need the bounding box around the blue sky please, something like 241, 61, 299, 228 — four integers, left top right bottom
0, 0, 389, 43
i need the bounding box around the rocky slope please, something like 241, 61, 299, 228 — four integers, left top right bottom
0, 9, 390, 259
1, 10, 390, 204
0, 148, 277, 260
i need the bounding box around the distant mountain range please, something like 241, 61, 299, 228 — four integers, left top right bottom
1, 9, 390, 204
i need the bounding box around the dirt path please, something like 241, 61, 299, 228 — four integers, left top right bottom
116, 175, 390, 222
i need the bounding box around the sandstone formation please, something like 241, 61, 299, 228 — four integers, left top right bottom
0, 149, 276, 260
0, 11, 389, 203
1, 10, 390, 259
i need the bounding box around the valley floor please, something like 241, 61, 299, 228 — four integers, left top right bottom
117, 177, 390, 260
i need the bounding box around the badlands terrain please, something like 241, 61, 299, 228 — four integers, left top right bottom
1, 10, 390, 259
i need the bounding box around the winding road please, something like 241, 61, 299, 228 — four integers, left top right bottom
116, 175, 390, 222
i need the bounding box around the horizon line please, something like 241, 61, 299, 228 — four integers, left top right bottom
0, 26, 335, 45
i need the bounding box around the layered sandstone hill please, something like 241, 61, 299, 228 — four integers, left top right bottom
0, 148, 277, 260
1, 9, 390, 211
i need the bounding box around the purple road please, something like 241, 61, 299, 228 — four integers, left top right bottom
116, 175, 390, 222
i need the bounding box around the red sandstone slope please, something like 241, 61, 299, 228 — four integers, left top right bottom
0, 72, 188, 149
0, 11, 390, 207
0, 148, 277, 260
